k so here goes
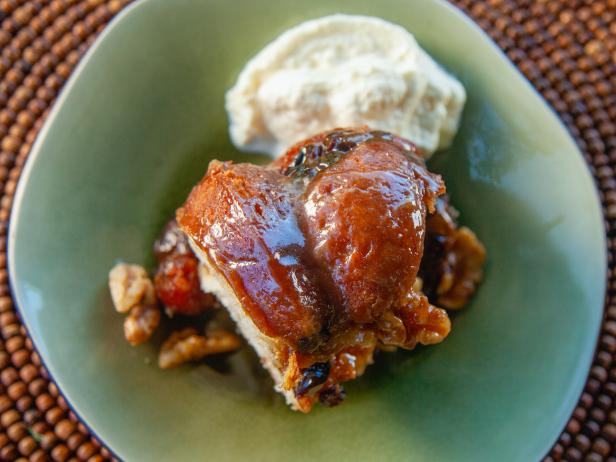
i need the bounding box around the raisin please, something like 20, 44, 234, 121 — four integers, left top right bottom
294, 362, 330, 396
319, 384, 346, 407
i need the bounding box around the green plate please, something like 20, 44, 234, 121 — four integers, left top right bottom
8, 0, 606, 460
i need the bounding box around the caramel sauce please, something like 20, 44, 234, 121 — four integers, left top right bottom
176, 128, 466, 410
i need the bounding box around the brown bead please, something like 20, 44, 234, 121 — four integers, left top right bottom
77, 442, 96, 460
600, 334, 616, 353
9, 164, 23, 182
5, 335, 23, 353
592, 437, 612, 456
0, 443, 17, 461
76, 422, 88, 435
84, 13, 99, 32
565, 447, 582, 461
590, 365, 608, 382
65, 431, 84, 450
573, 406, 588, 421
0, 28, 10, 47
8, 124, 25, 142
15, 395, 32, 413
41, 431, 58, 451
11, 349, 30, 368
109, 0, 124, 14
45, 406, 64, 426
31, 351, 41, 367
13, 6, 33, 27
51, 444, 70, 462
50, 0, 67, 15
7, 380, 26, 400
6, 67, 23, 85
605, 382, 616, 398
0, 395, 12, 414
0, 350, 9, 369
22, 75, 41, 92
6, 421, 26, 442
35, 85, 54, 102
600, 122, 616, 138
57, 395, 68, 411
64, 6, 80, 24
585, 452, 604, 462
567, 418, 581, 434
23, 45, 41, 64
3, 180, 15, 198
1, 366, 18, 386
48, 382, 59, 397
0, 109, 15, 126
61, 34, 78, 53
573, 433, 590, 451
45, 74, 63, 92
71, 21, 87, 39
35, 393, 54, 412
1, 408, 20, 427
603, 422, 616, 440
17, 436, 37, 456
38, 5, 53, 23
0, 309, 17, 324
87, 456, 105, 462
57, 61, 71, 79
26, 98, 46, 117
1, 134, 19, 153
597, 393, 613, 410
583, 420, 601, 437
9, 96, 27, 114
55, 419, 75, 440
0, 432, 9, 449
22, 408, 41, 426
31, 421, 48, 436
42, 26, 59, 44
0, 295, 11, 311
559, 431, 571, 447
22, 129, 37, 147
30, 449, 48, 462
28, 378, 46, 395
40, 53, 58, 72
597, 81, 613, 97
29, 13, 45, 33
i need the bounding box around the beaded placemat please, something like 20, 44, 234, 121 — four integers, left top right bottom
0, 0, 614, 460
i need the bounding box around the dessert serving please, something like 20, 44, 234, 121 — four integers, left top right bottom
109, 128, 485, 412
178, 128, 485, 411
108, 15, 485, 412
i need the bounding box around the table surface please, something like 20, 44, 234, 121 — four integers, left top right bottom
0, 0, 614, 461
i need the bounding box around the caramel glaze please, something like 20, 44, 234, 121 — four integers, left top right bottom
176, 163, 330, 348
177, 128, 448, 409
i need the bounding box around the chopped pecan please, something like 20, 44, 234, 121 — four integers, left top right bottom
124, 304, 161, 346
108, 263, 156, 313
158, 328, 241, 369
395, 292, 451, 349
437, 226, 486, 309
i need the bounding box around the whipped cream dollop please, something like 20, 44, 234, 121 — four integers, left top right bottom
225, 14, 466, 158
